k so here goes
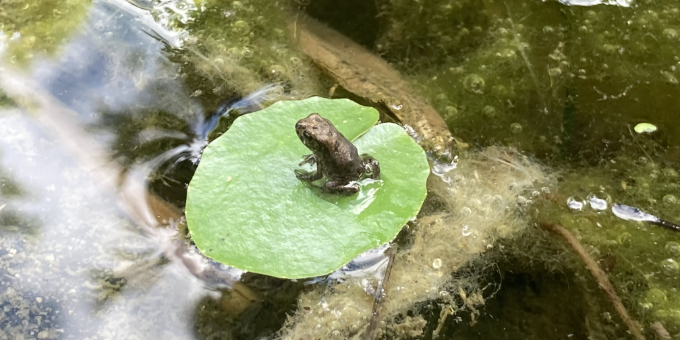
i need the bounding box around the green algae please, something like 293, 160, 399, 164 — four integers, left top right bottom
529, 153, 680, 336
0, 0, 91, 66
366, 0, 680, 336
171, 0, 324, 109
378, 0, 680, 164
376, 0, 490, 70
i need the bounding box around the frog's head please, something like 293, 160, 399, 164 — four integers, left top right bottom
295, 113, 333, 151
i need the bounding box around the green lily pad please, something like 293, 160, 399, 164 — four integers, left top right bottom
185, 97, 429, 278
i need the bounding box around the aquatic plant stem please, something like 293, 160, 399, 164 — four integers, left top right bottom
504, 4, 548, 113
627, 125, 655, 166
538, 222, 646, 340
365, 244, 397, 340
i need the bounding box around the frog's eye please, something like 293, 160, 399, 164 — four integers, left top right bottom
303, 131, 311, 139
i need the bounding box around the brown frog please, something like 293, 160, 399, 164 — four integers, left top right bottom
295, 113, 380, 194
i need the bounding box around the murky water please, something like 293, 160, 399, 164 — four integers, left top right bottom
1, 0, 680, 339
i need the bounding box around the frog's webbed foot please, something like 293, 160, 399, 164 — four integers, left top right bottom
296, 154, 323, 182
295, 169, 322, 182
325, 180, 359, 194
360, 154, 381, 180
299, 154, 317, 166
295, 160, 323, 182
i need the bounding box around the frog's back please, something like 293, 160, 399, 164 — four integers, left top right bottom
322, 137, 364, 179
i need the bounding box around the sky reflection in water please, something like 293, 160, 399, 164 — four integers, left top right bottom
0, 1, 216, 338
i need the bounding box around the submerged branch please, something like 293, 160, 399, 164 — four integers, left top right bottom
365, 244, 398, 340
538, 222, 646, 340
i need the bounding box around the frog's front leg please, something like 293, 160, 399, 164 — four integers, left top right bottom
325, 180, 359, 194
295, 160, 323, 182
360, 154, 381, 179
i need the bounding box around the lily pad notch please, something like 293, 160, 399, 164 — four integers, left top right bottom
185, 97, 430, 278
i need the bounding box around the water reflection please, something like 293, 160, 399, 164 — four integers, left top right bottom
0, 0, 267, 338
0, 110, 202, 338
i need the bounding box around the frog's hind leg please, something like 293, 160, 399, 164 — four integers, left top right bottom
325, 180, 359, 194
360, 154, 381, 180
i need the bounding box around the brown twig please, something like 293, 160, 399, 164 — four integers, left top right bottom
539, 222, 646, 340
365, 244, 398, 340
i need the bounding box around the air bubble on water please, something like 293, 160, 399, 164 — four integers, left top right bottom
639, 302, 653, 310
661, 258, 680, 274
665, 242, 680, 256
510, 123, 523, 133
460, 207, 472, 217
289, 57, 302, 66
240, 47, 253, 58
662, 194, 676, 204
432, 258, 442, 269
662, 71, 678, 85
445, 106, 458, 118
463, 74, 485, 94
491, 195, 505, 211
462, 225, 472, 236
232, 20, 250, 35
432, 156, 458, 183
587, 193, 607, 210
548, 68, 562, 77
664, 28, 678, 39
482, 105, 496, 117
567, 197, 584, 211
497, 45, 518, 59
517, 196, 528, 205
663, 168, 678, 178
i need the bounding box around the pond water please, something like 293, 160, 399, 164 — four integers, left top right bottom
1, 0, 680, 339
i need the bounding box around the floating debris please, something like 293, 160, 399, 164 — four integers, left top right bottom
633, 123, 657, 134
611, 203, 680, 232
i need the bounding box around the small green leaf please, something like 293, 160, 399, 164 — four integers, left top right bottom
634, 123, 657, 134
186, 97, 429, 278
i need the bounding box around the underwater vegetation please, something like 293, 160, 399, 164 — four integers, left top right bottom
0, 0, 679, 338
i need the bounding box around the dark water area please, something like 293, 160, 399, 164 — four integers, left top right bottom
0, 0, 679, 339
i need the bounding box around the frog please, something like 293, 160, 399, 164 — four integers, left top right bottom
294, 113, 380, 194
